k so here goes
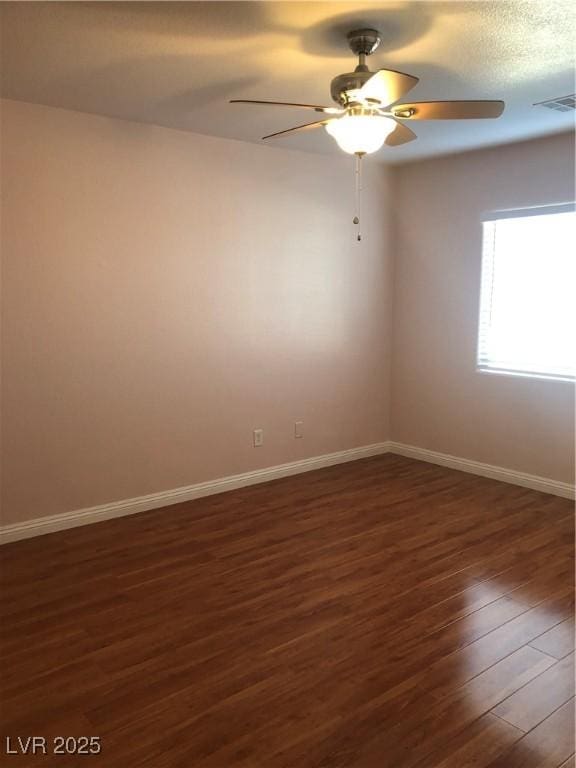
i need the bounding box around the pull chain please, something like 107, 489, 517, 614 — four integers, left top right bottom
353, 152, 364, 241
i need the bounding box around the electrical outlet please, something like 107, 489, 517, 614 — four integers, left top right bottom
253, 429, 264, 447
294, 421, 304, 439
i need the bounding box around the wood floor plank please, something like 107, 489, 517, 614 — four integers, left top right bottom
423, 713, 524, 768
436, 644, 556, 715
508, 564, 576, 608
530, 617, 576, 659
1, 454, 573, 767
492, 652, 575, 732
338, 594, 574, 724
486, 698, 575, 768
341, 646, 557, 768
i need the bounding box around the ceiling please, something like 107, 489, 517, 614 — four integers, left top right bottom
1, 1, 574, 163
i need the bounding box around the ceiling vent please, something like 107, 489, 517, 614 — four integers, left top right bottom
534, 94, 575, 112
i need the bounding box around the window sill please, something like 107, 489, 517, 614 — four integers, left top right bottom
476, 367, 576, 384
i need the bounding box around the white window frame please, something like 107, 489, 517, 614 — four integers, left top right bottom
477, 202, 576, 383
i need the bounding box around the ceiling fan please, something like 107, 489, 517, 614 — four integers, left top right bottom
230, 28, 505, 156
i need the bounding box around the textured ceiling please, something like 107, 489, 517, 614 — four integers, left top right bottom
1, 1, 575, 163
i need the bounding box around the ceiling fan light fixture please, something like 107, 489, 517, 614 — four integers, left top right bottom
325, 114, 396, 155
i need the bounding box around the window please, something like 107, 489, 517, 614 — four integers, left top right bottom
477, 203, 576, 381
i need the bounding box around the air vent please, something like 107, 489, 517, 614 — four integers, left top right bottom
534, 94, 575, 112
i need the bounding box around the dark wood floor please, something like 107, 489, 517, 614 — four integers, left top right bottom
1, 454, 574, 767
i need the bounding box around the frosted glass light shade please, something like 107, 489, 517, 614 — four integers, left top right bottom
325, 115, 396, 154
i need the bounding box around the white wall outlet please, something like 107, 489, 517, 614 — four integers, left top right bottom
294, 421, 304, 439
253, 428, 264, 447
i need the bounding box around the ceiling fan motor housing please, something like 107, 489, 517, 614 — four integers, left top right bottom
331, 29, 382, 105
330, 70, 373, 105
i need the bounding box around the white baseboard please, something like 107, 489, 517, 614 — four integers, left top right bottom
388, 442, 575, 500
2, 440, 572, 545
0, 442, 390, 544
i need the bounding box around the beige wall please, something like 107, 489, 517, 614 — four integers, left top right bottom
1, 99, 392, 525
1, 100, 573, 527
390, 132, 575, 483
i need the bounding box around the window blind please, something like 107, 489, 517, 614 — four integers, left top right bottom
477, 204, 576, 381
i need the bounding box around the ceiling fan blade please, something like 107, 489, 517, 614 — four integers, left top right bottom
386, 120, 417, 146
262, 119, 329, 140
356, 69, 419, 108
230, 99, 343, 114
392, 100, 505, 120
